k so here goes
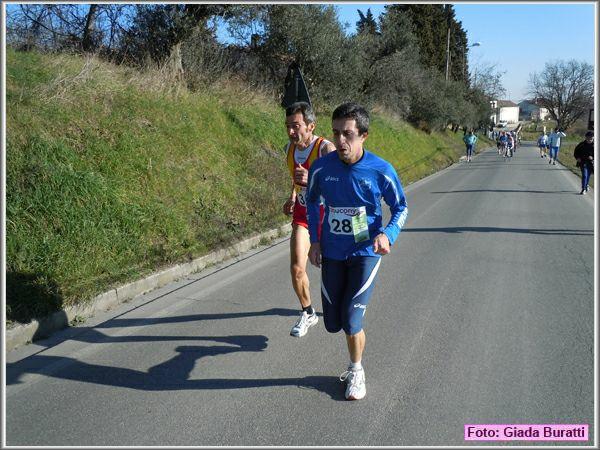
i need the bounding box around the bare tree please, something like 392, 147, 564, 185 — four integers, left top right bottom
7, 5, 69, 50
470, 62, 506, 100
6, 4, 135, 54
528, 60, 594, 130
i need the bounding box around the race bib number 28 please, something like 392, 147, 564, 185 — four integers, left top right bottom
328, 206, 369, 243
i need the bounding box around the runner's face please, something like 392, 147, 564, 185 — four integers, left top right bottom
285, 112, 315, 147
332, 118, 367, 164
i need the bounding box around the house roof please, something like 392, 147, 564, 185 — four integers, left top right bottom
497, 100, 518, 108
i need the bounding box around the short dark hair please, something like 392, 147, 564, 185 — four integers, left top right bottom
332, 102, 369, 135
585, 131, 593, 138
285, 102, 315, 124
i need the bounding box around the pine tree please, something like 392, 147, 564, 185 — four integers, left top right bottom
384, 4, 467, 81
357, 8, 378, 35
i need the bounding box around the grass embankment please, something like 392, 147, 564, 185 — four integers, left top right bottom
6, 49, 484, 325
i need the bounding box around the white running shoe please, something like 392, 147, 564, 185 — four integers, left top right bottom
340, 368, 366, 400
290, 311, 318, 337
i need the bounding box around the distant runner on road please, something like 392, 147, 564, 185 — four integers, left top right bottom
574, 131, 594, 195
510, 130, 518, 153
537, 132, 548, 158
505, 132, 514, 159
498, 131, 508, 155
306, 102, 408, 401
548, 127, 567, 165
463, 129, 477, 163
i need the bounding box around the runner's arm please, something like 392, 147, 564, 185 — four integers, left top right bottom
379, 167, 408, 246
574, 142, 583, 160
282, 143, 296, 214
282, 182, 296, 215
306, 165, 323, 244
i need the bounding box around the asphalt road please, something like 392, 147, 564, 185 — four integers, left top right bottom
5, 142, 595, 446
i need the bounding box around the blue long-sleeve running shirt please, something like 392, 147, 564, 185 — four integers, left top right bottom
306, 150, 408, 260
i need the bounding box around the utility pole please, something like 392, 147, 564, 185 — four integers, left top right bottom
444, 4, 451, 83
445, 25, 451, 83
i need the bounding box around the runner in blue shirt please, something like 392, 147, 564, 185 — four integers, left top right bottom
463, 129, 477, 162
498, 131, 508, 155
548, 127, 567, 165
306, 102, 408, 400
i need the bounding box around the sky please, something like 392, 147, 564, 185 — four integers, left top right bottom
334, 2, 596, 102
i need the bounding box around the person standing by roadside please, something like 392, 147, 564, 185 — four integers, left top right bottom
548, 127, 567, 165
537, 132, 548, 158
306, 102, 408, 400
574, 131, 594, 195
283, 102, 336, 337
463, 129, 477, 162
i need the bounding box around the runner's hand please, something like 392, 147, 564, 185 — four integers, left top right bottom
308, 242, 322, 268
283, 198, 295, 215
294, 164, 309, 186
373, 233, 390, 255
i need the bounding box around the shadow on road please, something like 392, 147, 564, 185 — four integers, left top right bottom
95, 307, 306, 329
20, 307, 305, 350
402, 226, 593, 236
7, 333, 344, 400
7, 308, 345, 400
431, 188, 576, 194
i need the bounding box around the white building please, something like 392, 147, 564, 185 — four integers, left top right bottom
518, 99, 550, 121
490, 100, 520, 124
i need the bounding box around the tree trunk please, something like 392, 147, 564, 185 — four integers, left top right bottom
167, 42, 185, 82
81, 5, 98, 52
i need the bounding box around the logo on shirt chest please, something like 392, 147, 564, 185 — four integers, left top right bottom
358, 178, 371, 190
325, 176, 339, 182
